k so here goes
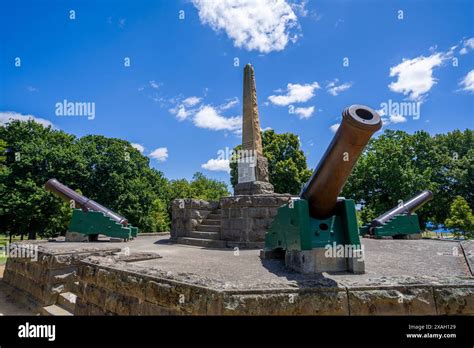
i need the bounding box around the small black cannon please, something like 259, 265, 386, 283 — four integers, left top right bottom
360, 190, 434, 238
45, 179, 138, 241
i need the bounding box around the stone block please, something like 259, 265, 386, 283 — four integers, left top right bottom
348, 287, 437, 315
434, 287, 474, 315
230, 209, 242, 218
285, 248, 356, 274
248, 207, 268, 218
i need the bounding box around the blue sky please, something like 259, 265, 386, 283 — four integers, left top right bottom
1, 0, 473, 187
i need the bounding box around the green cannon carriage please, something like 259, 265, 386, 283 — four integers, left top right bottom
359, 190, 433, 238
45, 179, 138, 241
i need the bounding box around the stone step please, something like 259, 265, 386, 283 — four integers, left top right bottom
41, 304, 73, 316
177, 237, 226, 249
58, 292, 77, 313
206, 213, 222, 220
189, 231, 220, 240
71, 281, 81, 294
196, 224, 220, 232
201, 219, 221, 226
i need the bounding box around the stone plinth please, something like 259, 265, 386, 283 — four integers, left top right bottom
220, 194, 291, 248
170, 199, 219, 241
234, 181, 274, 195
284, 248, 365, 274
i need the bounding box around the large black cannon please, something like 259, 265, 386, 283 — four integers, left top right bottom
263, 105, 382, 273
45, 179, 137, 241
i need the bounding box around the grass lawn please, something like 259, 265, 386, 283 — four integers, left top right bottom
422, 230, 456, 239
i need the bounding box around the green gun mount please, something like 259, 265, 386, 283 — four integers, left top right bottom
45, 179, 138, 241
359, 190, 433, 239
262, 105, 382, 274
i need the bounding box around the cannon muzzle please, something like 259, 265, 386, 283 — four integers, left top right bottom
369, 190, 433, 231
300, 105, 382, 218
45, 178, 128, 226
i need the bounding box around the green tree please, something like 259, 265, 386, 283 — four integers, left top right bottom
0, 120, 85, 239
75, 135, 169, 232
343, 129, 473, 227
190, 172, 230, 200
230, 130, 311, 194
445, 196, 474, 239
0, 139, 6, 169
150, 198, 170, 232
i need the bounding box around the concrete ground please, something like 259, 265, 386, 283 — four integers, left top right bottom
26, 234, 473, 291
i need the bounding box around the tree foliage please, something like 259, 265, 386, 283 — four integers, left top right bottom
0, 120, 229, 239
445, 196, 474, 239
342, 129, 473, 228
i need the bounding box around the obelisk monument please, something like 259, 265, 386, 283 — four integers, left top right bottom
234, 64, 274, 195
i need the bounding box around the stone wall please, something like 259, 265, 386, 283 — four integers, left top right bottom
170, 199, 219, 241
75, 257, 474, 315
2, 242, 120, 309
220, 194, 292, 248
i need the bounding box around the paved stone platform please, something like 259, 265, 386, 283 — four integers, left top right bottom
2, 235, 473, 315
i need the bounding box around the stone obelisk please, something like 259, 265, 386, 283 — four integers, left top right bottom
234, 64, 274, 195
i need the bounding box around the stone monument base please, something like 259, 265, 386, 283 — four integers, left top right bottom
262, 248, 365, 274
234, 181, 274, 195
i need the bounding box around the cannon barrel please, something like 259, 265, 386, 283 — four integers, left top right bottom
45, 178, 128, 226
369, 190, 433, 230
300, 105, 382, 218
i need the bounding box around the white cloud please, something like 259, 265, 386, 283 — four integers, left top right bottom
377, 109, 407, 126
193, 105, 241, 132
268, 82, 320, 106
169, 105, 193, 121
27, 86, 38, 92
149, 147, 168, 162
201, 158, 230, 172
0, 111, 54, 128
219, 97, 239, 110
326, 80, 352, 96
149, 80, 160, 89
388, 53, 445, 101
261, 126, 273, 131
131, 143, 145, 153
459, 70, 474, 92
291, 0, 308, 17
460, 38, 474, 55
294, 106, 315, 119
329, 123, 340, 133
182, 96, 202, 107
192, 0, 299, 53
389, 114, 407, 124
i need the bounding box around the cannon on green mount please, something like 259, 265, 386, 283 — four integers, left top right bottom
359, 190, 433, 239
45, 179, 138, 241
262, 105, 382, 274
